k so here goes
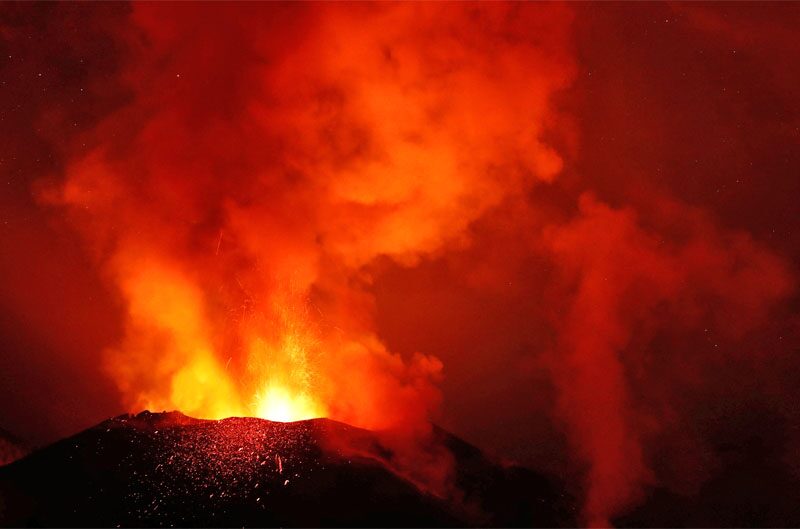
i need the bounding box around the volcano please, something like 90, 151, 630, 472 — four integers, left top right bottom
0, 411, 574, 527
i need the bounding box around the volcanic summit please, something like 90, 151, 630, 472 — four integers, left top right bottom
0, 411, 574, 527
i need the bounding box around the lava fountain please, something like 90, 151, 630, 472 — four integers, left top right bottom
41, 2, 572, 434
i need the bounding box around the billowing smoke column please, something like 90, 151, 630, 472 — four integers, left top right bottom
42, 0, 573, 464
28, 2, 797, 526
542, 194, 793, 525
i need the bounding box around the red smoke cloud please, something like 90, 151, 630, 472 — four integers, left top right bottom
542, 193, 793, 524
35, 1, 574, 498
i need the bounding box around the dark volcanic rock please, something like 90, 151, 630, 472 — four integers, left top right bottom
614, 435, 800, 528
0, 411, 574, 527
0, 428, 27, 467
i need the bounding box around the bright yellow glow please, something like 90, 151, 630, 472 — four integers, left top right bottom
253, 384, 324, 422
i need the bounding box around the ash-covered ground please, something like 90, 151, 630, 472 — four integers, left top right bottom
0, 411, 573, 527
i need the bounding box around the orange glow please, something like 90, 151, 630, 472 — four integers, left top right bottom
106, 255, 329, 422
45, 3, 574, 436
253, 385, 323, 423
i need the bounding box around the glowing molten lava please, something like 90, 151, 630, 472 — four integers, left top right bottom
253, 385, 323, 423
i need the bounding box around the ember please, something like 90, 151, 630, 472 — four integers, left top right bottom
0, 412, 572, 527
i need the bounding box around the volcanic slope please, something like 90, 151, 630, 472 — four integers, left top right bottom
0, 411, 574, 527
0, 429, 26, 467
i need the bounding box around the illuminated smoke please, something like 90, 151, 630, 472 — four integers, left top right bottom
542, 194, 793, 525
41, 0, 574, 482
